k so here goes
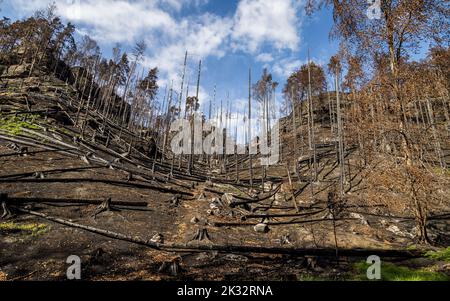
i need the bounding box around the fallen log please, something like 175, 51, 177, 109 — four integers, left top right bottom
204, 185, 281, 204
14, 206, 424, 258
77, 139, 199, 190
252, 204, 323, 211
105, 160, 194, 191
0, 147, 74, 158
346, 210, 450, 222
0, 177, 194, 197
0, 132, 193, 193
4, 195, 148, 207
0, 165, 105, 179
242, 208, 327, 220
228, 185, 282, 207
0, 133, 80, 158
21, 128, 79, 150
212, 217, 359, 227
1, 109, 65, 116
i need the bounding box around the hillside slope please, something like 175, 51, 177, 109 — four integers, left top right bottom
1, 61, 450, 281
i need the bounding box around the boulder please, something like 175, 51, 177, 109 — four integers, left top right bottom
221, 193, 235, 206
387, 225, 414, 238
280, 234, 292, 245
254, 223, 270, 234
209, 198, 223, 209
169, 195, 181, 208
150, 233, 164, 244
2, 64, 30, 78
223, 254, 248, 263
264, 181, 273, 191
349, 212, 369, 226
197, 193, 206, 201
209, 198, 223, 215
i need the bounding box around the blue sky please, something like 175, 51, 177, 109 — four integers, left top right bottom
1, 0, 339, 119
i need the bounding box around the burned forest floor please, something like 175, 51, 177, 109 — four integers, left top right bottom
1, 69, 450, 281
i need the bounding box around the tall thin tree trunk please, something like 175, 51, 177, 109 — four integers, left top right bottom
307, 55, 318, 181
426, 98, 445, 168
335, 70, 345, 196
188, 60, 201, 175
291, 87, 300, 182
248, 68, 254, 188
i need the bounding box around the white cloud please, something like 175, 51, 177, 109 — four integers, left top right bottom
7, 0, 305, 60
231, 0, 303, 53
9, 0, 177, 43
272, 57, 302, 78
142, 13, 233, 95
10, 0, 208, 16
272, 56, 325, 78
5, 0, 308, 111
255, 52, 274, 63
7, 0, 229, 82
8, 0, 304, 74
66, 1, 177, 43
161, 0, 209, 12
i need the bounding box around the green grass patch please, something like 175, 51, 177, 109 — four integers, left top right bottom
56, 127, 72, 136
215, 184, 248, 197
297, 274, 331, 281
353, 262, 449, 281
433, 167, 450, 176
425, 248, 450, 262
0, 222, 50, 236
0, 114, 41, 135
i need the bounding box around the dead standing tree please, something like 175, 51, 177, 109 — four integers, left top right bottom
306, 52, 318, 183
284, 61, 326, 186
253, 69, 278, 190
187, 60, 201, 175
328, 56, 345, 196
248, 68, 254, 188
307, 0, 450, 243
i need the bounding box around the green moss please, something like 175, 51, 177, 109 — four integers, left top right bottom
0, 114, 41, 135
353, 262, 449, 281
297, 274, 330, 281
214, 184, 255, 199
425, 248, 450, 262
0, 222, 50, 236
433, 167, 450, 176
57, 127, 72, 136
407, 245, 418, 251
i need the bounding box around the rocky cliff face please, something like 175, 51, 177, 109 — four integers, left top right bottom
1, 48, 130, 122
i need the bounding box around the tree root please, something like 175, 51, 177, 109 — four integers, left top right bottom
1, 194, 13, 219
158, 257, 183, 276
92, 198, 119, 219
190, 228, 212, 243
